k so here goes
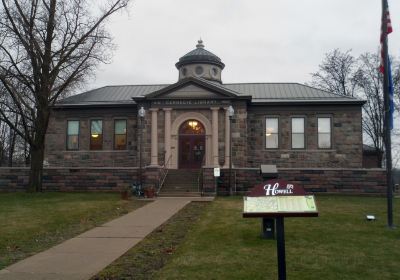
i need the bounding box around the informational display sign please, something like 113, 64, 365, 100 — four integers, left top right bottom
213, 167, 220, 177
243, 179, 319, 218
244, 196, 317, 214
243, 178, 319, 280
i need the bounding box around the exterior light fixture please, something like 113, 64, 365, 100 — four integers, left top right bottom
228, 105, 234, 196
228, 105, 234, 118
138, 106, 146, 118
138, 106, 145, 189
91, 134, 99, 138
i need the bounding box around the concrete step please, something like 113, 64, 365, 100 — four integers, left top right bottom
164, 181, 198, 187
161, 169, 202, 197
158, 192, 201, 197
164, 175, 199, 180
161, 187, 198, 192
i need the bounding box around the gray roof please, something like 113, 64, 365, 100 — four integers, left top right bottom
57, 81, 363, 107
225, 83, 360, 103
58, 85, 167, 105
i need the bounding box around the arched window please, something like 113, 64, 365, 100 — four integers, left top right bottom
179, 120, 205, 135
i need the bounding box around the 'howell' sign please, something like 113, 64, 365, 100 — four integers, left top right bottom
247, 179, 306, 197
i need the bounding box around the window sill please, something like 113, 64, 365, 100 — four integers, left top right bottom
264, 149, 336, 153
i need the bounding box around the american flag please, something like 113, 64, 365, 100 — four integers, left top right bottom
379, 5, 393, 73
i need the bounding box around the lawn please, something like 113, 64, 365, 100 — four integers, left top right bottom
0, 192, 147, 269
94, 202, 208, 280
153, 196, 400, 280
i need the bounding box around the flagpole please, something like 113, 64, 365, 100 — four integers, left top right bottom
382, 0, 394, 228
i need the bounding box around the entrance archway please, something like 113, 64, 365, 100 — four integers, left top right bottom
178, 120, 205, 168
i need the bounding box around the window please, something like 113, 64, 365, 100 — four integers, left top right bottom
181, 67, 187, 77
67, 120, 79, 150
291, 117, 305, 149
114, 120, 127, 150
90, 120, 103, 150
265, 117, 279, 149
318, 117, 331, 148
195, 65, 204, 76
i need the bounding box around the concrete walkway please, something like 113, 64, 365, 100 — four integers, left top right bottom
0, 197, 213, 280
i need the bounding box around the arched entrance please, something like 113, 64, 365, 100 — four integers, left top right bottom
179, 120, 206, 168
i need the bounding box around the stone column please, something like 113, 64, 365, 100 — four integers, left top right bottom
223, 107, 230, 168
150, 108, 159, 166
163, 108, 172, 168
211, 107, 219, 167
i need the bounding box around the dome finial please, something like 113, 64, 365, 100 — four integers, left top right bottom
196, 38, 204, 49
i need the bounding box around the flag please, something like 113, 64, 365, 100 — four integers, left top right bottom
388, 58, 394, 130
379, 4, 393, 73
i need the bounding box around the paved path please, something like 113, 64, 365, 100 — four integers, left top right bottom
0, 197, 213, 280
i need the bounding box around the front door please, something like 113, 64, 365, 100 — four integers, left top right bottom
178, 120, 205, 169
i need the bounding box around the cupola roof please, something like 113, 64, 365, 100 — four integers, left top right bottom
175, 39, 225, 69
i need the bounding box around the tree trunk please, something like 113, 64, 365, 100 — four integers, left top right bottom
24, 139, 30, 166
28, 144, 45, 192
377, 149, 383, 168
28, 110, 48, 192
8, 126, 17, 167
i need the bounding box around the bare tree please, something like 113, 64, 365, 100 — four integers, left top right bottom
309, 49, 400, 165
354, 53, 385, 161
0, 0, 130, 191
310, 49, 358, 97
0, 87, 28, 166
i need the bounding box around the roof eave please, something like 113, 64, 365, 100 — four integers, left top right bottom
175, 60, 225, 69
52, 102, 137, 109
250, 100, 366, 106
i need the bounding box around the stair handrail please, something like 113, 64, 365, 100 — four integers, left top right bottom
157, 154, 172, 195
197, 154, 206, 194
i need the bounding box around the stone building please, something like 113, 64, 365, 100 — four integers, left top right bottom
41, 40, 385, 195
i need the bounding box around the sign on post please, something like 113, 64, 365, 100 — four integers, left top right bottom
213, 167, 220, 177
243, 179, 319, 280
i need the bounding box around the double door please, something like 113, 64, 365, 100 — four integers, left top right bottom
179, 135, 205, 168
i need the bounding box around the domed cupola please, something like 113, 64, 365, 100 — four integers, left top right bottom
176, 40, 225, 83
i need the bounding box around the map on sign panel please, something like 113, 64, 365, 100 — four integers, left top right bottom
243, 196, 317, 213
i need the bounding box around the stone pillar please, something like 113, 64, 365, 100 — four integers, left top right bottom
224, 107, 230, 168
150, 108, 159, 166
211, 107, 219, 167
164, 108, 172, 168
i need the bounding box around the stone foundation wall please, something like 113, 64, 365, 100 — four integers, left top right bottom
1, 167, 385, 195
0, 167, 140, 192
215, 168, 386, 195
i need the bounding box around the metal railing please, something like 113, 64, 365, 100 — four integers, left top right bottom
197, 154, 206, 195
157, 155, 172, 195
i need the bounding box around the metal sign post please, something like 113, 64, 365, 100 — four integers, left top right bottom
243, 179, 319, 280
276, 217, 286, 280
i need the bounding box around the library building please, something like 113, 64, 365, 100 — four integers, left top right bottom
38, 40, 385, 195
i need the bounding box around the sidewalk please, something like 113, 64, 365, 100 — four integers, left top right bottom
0, 197, 213, 280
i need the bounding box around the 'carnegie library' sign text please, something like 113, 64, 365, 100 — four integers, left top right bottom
151, 99, 230, 107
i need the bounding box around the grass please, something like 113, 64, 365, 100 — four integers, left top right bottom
0, 192, 147, 269
153, 196, 400, 280
3, 194, 399, 279
93, 202, 208, 280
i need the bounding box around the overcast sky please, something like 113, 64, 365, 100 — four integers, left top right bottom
87, 0, 400, 90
